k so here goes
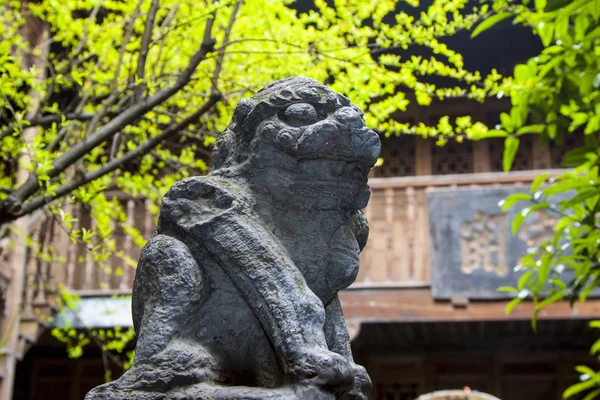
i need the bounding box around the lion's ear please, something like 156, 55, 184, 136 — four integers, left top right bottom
232, 98, 253, 125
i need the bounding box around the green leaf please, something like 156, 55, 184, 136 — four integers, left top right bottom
539, 56, 562, 78
538, 22, 555, 46
551, 279, 568, 291
589, 320, 600, 329
516, 124, 546, 135
535, 0, 547, 12
499, 193, 532, 211
570, 113, 589, 132
518, 269, 535, 290
561, 189, 600, 206
512, 203, 549, 234
503, 136, 520, 172
563, 378, 600, 399
533, 291, 565, 320
505, 297, 523, 315
471, 12, 513, 38
498, 286, 519, 293
563, 148, 594, 166
590, 338, 600, 355
582, 388, 600, 400
500, 112, 514, 133
531, 173, 550, 193
479, 129, 508, 138
591, 0, 600, 19
511, 104, 528, 128
585, 115, 600, 135
576, 365, 597, 377
543, 179, 591, 197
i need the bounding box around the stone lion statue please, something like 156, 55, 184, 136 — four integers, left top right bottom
86, 77, 381, 400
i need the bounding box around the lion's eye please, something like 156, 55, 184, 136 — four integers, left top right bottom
283, 103, 319, 126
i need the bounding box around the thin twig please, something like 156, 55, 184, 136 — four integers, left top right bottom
150, 5, 180, 82
134, 0, 160, 102
211, 1, 243, 94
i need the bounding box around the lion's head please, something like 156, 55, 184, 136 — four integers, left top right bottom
212, 77, 381, 210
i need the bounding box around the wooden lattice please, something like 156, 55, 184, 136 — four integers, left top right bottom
377, 135, 416, 178
489, 136, 534, 172
431, 140, 473, 175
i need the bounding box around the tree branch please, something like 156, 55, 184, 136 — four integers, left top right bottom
1, 15, 217, 217
0, 113, 99, 141
211, 1, 242, 93
72, 2, 104, 60
134, 0, 160, 101
3, 93, 221, 224
87, 0, 143, 138
150, 5, 180, 82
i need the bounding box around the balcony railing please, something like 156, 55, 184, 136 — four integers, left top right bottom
22, 169, 564, 303
356, 169, 564, 289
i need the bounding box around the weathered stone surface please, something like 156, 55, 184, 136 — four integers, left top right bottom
86, 77, 380, 399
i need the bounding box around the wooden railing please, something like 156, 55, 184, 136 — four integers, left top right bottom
355, 169, 564, 289
23, 169, 563, 299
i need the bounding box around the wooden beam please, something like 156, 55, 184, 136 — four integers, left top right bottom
368, 168, 566, 189
339, 288, 600, 323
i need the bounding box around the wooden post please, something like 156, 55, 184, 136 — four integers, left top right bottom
384, 187, 395, 283
415, 138, 432, 176
473, 141, 492, 173
532, 135, 552, 169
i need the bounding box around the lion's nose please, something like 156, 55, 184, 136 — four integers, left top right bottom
333, 107, 364, 129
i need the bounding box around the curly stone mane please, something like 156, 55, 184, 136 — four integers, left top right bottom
212, 76, 357, 170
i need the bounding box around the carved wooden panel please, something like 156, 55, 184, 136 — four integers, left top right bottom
427, 186, 571, 299
460, 211, 509, 277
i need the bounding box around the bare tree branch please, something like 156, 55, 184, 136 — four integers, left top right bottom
72, 2, 104, 60
4, 93, 221, 224
150, 5, 180, 82
87, 0, 143, 137
0, 113, 99, 141
211, 1, 242, 93
1, 15, 218, 217
134, 0, 160, 102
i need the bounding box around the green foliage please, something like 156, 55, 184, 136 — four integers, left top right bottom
0, 0, 509, 378
0, 0, 507, 236
50, 287, 135, 376
489, 0, 600, 397
471, 0, 600, 171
